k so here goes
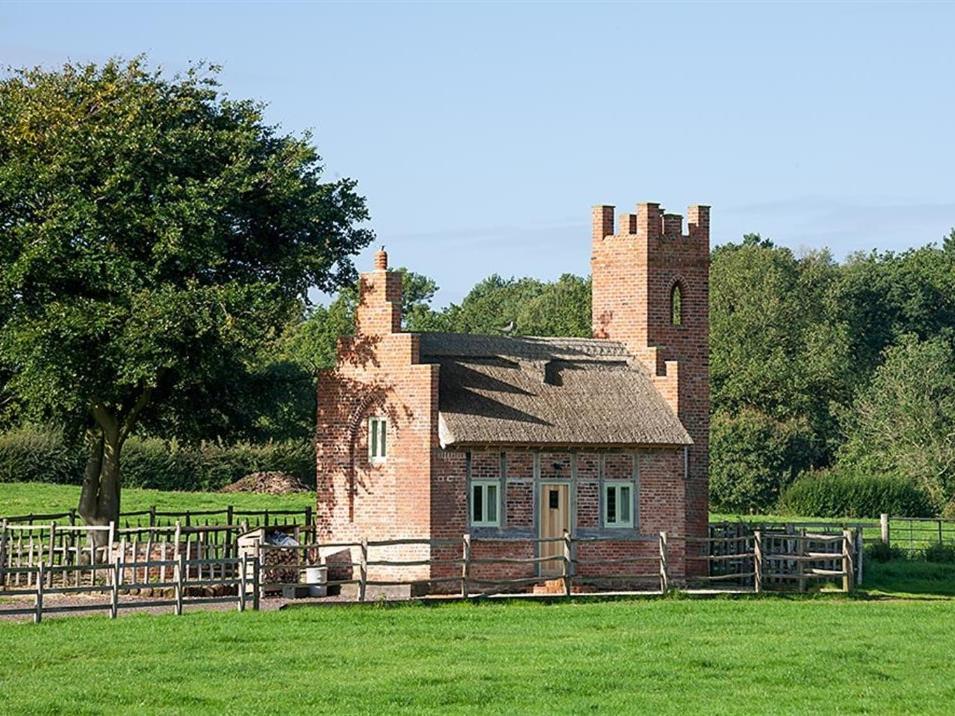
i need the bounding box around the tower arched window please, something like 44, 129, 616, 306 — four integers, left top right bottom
670, 283, 683, 326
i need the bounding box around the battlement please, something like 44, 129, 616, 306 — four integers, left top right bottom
590, 197, 711, 418
592, 202, 710, 242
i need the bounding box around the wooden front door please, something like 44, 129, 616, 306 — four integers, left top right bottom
539, 483, 570, 576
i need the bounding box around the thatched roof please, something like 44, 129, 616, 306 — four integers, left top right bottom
417, 333, 691, 448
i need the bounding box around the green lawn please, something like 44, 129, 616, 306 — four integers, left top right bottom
1, 598, 954, 714
862, 559, 955, 598
0, 481, 314, 518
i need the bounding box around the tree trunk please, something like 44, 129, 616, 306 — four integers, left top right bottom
77, 425, 124, 550
76, 392, 151, 554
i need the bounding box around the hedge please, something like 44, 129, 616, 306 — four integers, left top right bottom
0, 425, 315, 491
778, 471, 936, 519
0, 425, 84, 485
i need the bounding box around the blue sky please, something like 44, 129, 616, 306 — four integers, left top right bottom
3, 2, 954, 305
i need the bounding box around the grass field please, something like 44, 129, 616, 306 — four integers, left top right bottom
863, 560, 955, 598
0, 482, 314, 517
1, 597, 954, 714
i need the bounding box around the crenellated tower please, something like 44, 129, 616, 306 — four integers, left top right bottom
591, 201, 710, 555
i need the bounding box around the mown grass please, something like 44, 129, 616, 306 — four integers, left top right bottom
0, 481, 313, 518
861, 559, 955, 598
1, 598, 955, 714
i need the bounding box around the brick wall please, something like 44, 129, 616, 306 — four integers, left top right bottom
575, 453, 600, 530
426, 448, 688, 591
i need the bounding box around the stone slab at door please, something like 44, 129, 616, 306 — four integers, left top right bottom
539, 483, 569, 577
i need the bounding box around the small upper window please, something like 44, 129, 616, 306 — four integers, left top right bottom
471, 480, 500, 527
368, 417, 387, 462
670, 283, 683, 326
604, 483, 633, 528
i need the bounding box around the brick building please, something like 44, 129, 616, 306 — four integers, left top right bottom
316, 201, 710, 592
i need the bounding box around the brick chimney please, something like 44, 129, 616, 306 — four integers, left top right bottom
355, 247, 402, 336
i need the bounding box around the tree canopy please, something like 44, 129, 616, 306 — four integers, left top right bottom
0, 58, 373, 524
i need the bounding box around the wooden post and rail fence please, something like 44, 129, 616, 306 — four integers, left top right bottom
253, 528, 858, 600
0, 521, 861, 622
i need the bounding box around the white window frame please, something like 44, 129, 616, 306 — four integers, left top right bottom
470, 480, 500, 528
603, 482, 634, 528
368, 416, 388, 463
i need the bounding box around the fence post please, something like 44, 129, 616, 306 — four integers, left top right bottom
797, 527, 807, 593
359, 537, 368, 603
68, 509, 77, 527
939, 519, 944, 548
35, 562, 44, 624
0, 519, 7, 589
174, 552, 185, 616
238, 556, 247, 612
46, 523, 56, 588
880, 513, 890, 546
173, 520, 182, 558
562, 530, 572, 598
252, 553, 261, 611
111, 556, 120, 619
460, 533, 471, 599
856, 529, 864, 586
658, 531, 669, 595
106, 521, 116, 566
842, 529, 855, 593
753, 530, 763, 594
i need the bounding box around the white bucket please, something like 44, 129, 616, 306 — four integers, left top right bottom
304, 566, 328, 597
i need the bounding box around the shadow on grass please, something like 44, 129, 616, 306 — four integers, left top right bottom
858, 559, 955, 599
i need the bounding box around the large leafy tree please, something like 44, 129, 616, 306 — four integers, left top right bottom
836, 335, 955, 508
0, 59, 373, 526
708, 236, 852, 509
